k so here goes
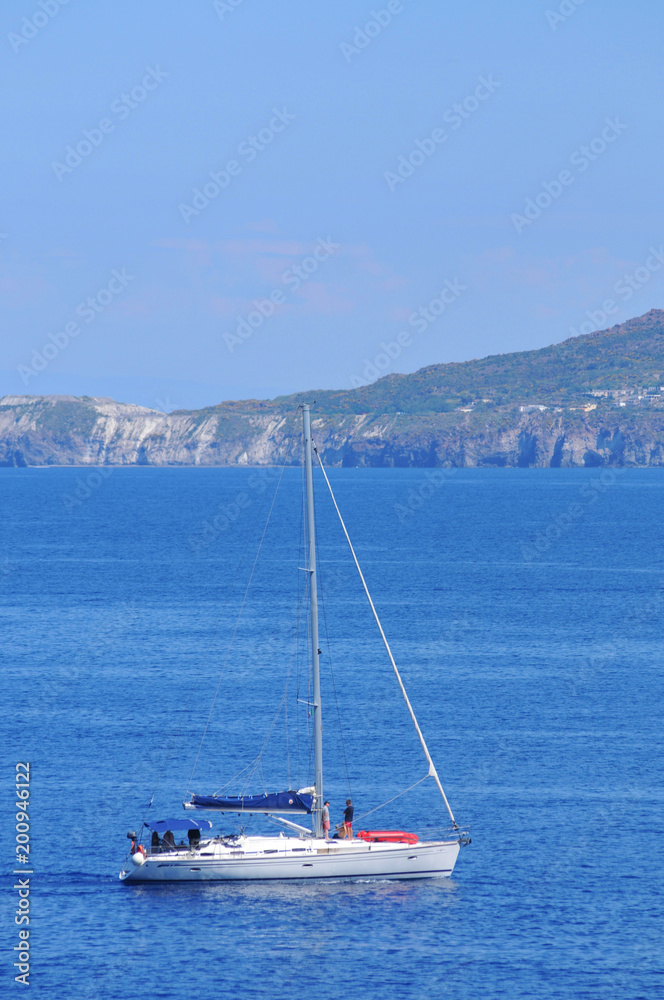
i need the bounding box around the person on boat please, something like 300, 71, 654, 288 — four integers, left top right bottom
150, 830, 160, 854
338, 800, 354, 839
322, 801, 331, 840
162, 829, 175, 850
130, 836, 146, 858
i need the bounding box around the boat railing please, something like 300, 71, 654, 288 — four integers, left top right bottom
146, 843, 198, 856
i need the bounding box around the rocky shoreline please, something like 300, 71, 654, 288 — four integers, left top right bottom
1, 394, 663, 468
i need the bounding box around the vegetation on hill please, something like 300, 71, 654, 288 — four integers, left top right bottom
3, 310, 664, 469
176, 309, 664, 417
30, 399, 98, 436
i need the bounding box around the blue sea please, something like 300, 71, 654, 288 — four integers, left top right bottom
2, 466, 662, 999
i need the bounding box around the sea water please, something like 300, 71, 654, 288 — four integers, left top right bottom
1, 466, 662, 999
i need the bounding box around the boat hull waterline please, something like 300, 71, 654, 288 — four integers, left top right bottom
119, 837, 460, 882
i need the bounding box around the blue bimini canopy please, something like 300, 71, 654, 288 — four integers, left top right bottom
146, 818, 213, 834
187, 790, 313, 815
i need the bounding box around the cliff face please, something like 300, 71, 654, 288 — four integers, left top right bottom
1, 394, 663, 468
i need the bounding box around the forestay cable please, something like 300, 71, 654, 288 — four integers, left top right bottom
313, 445, 457, 828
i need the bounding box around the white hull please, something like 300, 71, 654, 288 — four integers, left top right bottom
119, 834, 460, 883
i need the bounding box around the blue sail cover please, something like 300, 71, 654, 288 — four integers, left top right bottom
188, 791, 313, 814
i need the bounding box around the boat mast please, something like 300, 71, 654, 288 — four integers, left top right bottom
302, 404, 324, 838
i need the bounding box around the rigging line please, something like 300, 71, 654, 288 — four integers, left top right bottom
188, 464, 286, 793
282, 639, 299, 790
140, 469, 279, 823
355, 774, 430, 823
240, 764, 256, 797
326, 656, 352, 797
214, 759, 257, 794
240, 763, 257, 797
284, 678, 291, 789
306, 598, 313, 782
277, 634, 298, 793
233, 757, 265, 795
313, 445, 458, 828
316, 553, 352, 797
186, 462, 288, 793
258, 759, 267, 794
248, 678, 295, 787
223, 761, 254, 789
282, 486, 307, 790
295, 456, 306, 786
253, 682, 291, 768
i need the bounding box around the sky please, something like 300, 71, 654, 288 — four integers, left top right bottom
1, 0, 664, 411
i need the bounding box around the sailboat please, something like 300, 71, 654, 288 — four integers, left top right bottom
120, 405, 469, 883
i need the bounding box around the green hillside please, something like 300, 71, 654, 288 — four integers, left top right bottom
264, 309, 664, 414
4, 310, 664, 468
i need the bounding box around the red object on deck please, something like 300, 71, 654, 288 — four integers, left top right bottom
357, 830, 419, 844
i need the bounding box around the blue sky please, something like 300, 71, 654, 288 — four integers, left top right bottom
1, 0, 663, 410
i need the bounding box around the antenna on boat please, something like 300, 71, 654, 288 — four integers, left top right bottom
302, 404, 324, 838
